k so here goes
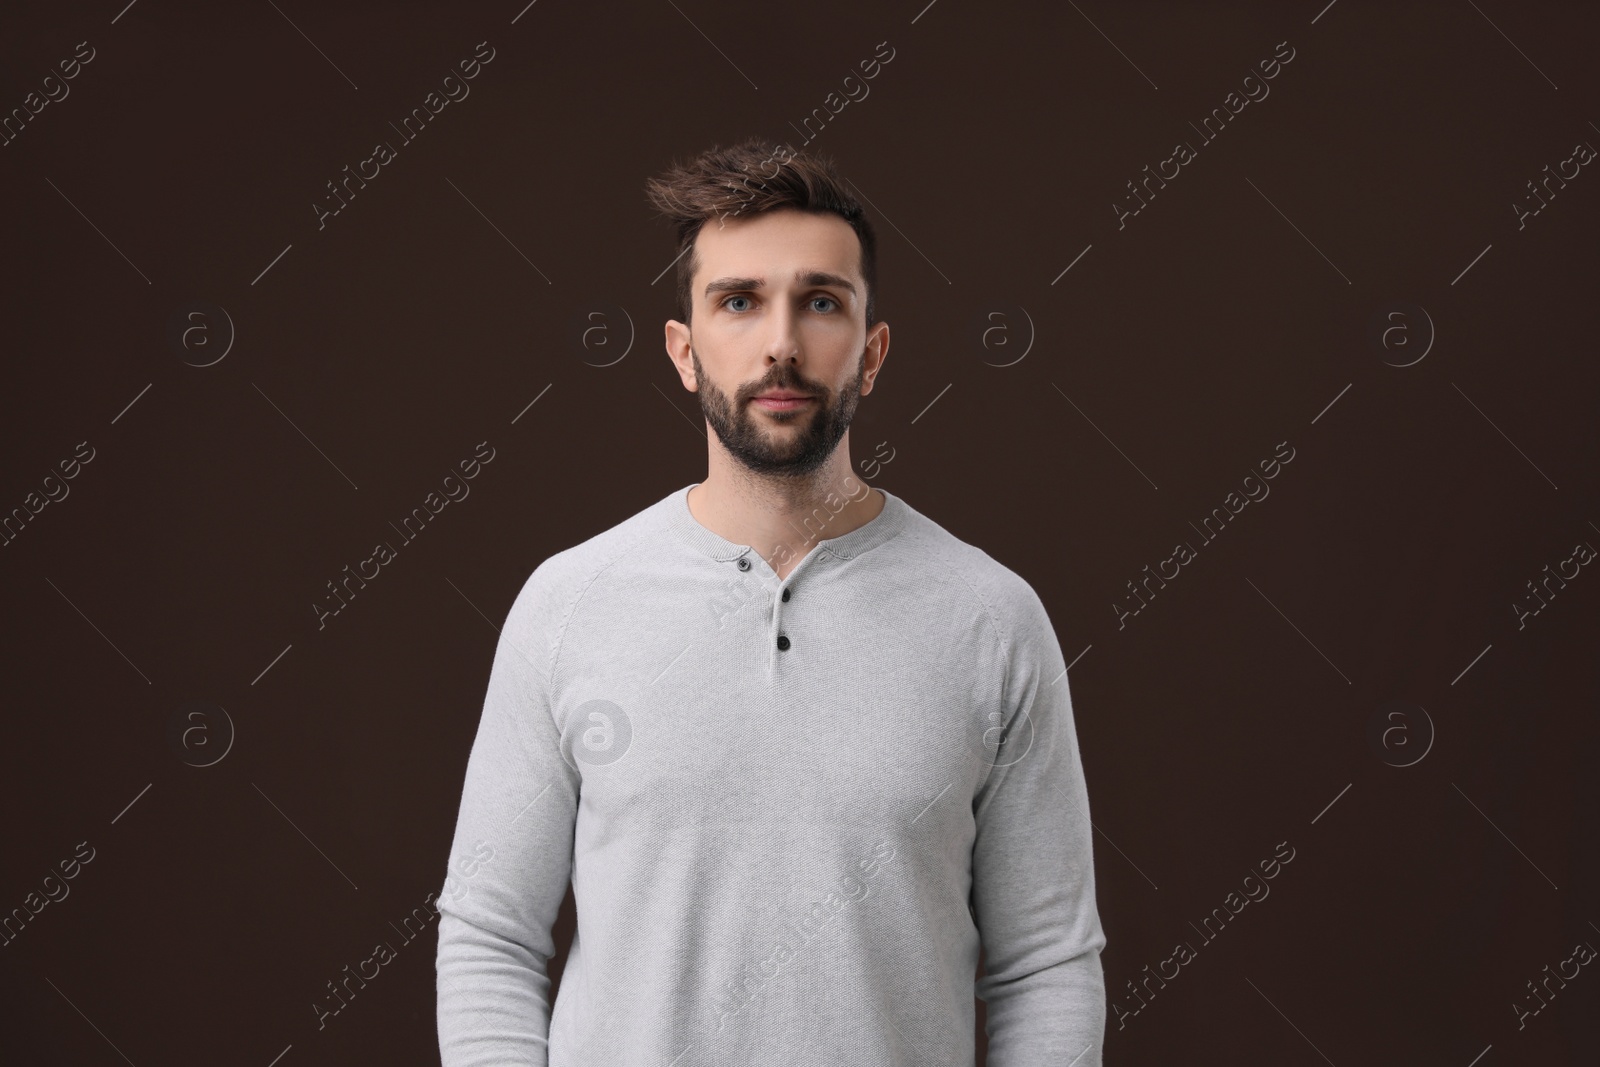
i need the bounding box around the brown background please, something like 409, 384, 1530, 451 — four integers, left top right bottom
2, 0, 1597, 1063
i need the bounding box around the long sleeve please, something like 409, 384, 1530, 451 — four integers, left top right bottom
436, 562, 581, 1067
971, 583, 1107, 1066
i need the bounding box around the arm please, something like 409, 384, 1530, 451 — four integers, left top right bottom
436, 564, 581, 1067
972, 583, 1107, 1066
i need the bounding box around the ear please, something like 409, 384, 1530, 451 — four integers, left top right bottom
858, 320, 890, 398
664, 319, 697, 392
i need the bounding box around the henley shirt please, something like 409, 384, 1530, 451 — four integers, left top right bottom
435, 482, 1107, 1066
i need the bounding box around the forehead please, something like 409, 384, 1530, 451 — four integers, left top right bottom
692, 209, 861, 287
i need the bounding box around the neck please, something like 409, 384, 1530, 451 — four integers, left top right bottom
689, 437, 884, 577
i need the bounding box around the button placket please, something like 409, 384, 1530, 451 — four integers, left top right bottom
775, 579, 794, 650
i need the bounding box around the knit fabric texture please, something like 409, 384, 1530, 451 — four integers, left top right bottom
435, 483, 1106, 1066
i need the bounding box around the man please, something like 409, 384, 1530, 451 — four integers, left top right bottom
435, 138, 1107, 1066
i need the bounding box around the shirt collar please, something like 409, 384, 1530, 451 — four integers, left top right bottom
665, 481, 909, 563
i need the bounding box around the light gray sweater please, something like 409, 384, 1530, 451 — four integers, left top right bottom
435, 483, 1106, 1066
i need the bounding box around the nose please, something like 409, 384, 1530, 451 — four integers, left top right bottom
761, 299, 801, 364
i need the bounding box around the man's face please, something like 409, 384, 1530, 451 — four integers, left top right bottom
665, 208, 888, 479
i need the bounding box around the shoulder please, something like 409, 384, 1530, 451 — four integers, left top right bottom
503, 490, 671, 638
894, 498, 1055, 651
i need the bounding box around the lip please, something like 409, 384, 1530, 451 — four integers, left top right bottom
751, 394, 814, 410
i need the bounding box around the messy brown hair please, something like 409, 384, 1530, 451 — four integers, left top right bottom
643, 138, 878, 328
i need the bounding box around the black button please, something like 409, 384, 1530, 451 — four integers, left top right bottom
776, 634, 790, 650
736, 557, 750, 571
781, 588, 791, 602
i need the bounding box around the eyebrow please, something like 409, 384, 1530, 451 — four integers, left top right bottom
703, 270, 857, 302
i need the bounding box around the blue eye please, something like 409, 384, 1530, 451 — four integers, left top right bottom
720, 294, 839, 313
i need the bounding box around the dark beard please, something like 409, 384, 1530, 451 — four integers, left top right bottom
690, 346, 864, 478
